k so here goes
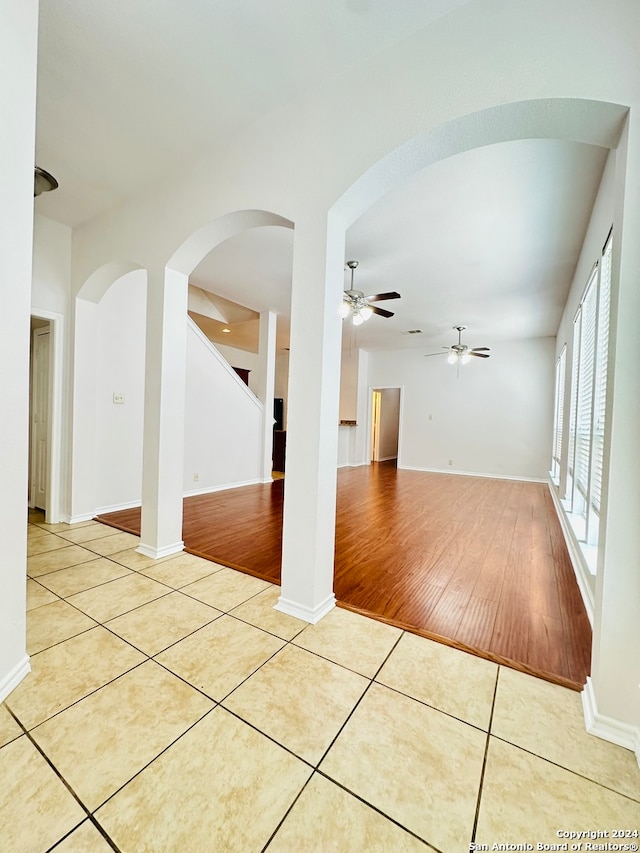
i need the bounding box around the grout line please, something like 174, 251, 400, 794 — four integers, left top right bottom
487, 733, 640, 805
260, 770, 316, 853
470, 663, 500, 843
6, 706, 122, 853
312, 769, 438, 851
89, 705, 217, 816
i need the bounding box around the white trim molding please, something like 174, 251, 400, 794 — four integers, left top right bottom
274, 592, 336, 624
183, 478, 262, 498
0, 655, 31, 704
547, 478, 595, 625
399, 464, 547, 484
65, 512, 98, 525
582, 677, 640, 768
136, 541, 184, 560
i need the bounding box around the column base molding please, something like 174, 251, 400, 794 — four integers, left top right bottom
274, 593, 336, 624
136, 541, 184, 560
0, 655, 31, 704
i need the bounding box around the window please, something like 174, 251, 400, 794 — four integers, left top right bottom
565, 231, 612, 552
551, 345, 566, 481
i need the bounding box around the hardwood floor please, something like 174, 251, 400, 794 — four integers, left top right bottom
97, 462, 591, 689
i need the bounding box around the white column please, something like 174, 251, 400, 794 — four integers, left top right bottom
0, 0, 38, 701
276, 213, 344, 623
587, 111, 640, 759
256, 311, 277, 481
138, 267, 188, 558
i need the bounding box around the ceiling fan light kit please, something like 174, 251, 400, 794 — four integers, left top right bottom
340, 260, 401, 325
34, 166, 59, 197
426, 325, 491, 366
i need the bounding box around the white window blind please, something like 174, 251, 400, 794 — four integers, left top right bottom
567, 312, 580, 485
565, 229, 613, 549
574, 269, 597, 504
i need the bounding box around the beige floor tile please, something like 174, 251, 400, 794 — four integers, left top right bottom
96, 707, 310, 852
51, 820, 114, 852
376, 632, 497, 729
156, 615, 284, 700
320, 682, 485, 851
27, 598, 97, 655
28, 545, 99, 577
55, 522, 123, 544
107, 591, 221, 655
476, 737, 640, 844
26, 578, 58, 611
182, 566, 271, 611
107, 547, 175, 570
0, 736, 85, 852
27, 532, 70, 556
492, 667, 640, 801
137, 551, 223, 588
293, 606, 402, 677
84, 531, 141, 556
37, 557, 132, 598
5, 627, 145, 729
31, 660, 213, 811
0, 704, 22, 748
224, 644, 368, 764
269, 773, 428, 852
67, 573, 170, 622
231, 585, 307, 640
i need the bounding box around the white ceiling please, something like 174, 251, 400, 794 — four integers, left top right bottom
33, 1, 608, 354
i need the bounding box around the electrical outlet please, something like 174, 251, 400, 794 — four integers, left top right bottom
448, 459, 453, 466
193, 472, 199, 482
113, 392, 125, 404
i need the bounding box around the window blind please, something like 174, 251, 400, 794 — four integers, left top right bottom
591, 235, 612, 513
574, 269, 597, 505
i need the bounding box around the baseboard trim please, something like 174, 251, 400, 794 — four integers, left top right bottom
547, 480, 595, 625
183, 479, 262, 498
0, 655, 31, 704
337, 462, 367, 469
274, 593, 336, 624
66, 512, 97, 524
398, 465, 547, 483
136, 541, 184, 560
582, 677, 640, 767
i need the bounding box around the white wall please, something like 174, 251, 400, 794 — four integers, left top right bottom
94, 270, 147, 511
368, 338, 554, 480
339, 348, 359, 422
32, 215, 72, 315
184, 322, 263, 493
0, 0, 38, 701
214, 342, 262, 397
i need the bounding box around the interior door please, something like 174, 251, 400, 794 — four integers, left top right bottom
31, 326, 50, 510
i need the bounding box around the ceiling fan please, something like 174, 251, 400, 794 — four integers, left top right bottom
425, 326, 491, 364
339, 260, 401, 326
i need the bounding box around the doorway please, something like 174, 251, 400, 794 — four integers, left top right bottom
370, 387, 401, 463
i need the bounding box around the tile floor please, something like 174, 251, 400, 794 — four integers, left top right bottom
2, 512, 639, 852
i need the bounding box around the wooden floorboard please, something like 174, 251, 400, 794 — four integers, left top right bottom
97, 462, 591, 689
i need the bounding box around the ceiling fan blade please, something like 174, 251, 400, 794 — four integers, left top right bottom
470, 351, 490, 358
365, 291, 401, 302
470, 347, 490, 352
371, 305, 394, 318
424, 352, 447, 357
